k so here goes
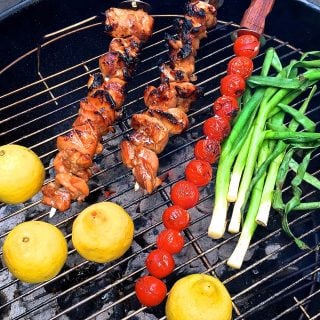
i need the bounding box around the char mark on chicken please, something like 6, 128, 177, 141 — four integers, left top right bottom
109, 35, 142, 64
185, 0, 217, 29
99, 51, 135, 80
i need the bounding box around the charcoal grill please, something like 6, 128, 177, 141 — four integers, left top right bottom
0, 0, 319, 319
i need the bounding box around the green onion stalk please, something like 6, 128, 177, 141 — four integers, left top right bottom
227, 140, 270, 269
255, 85, 317, 226
208, 89, 265, 239
228, 87, 293, 234
227, 127, 253, 203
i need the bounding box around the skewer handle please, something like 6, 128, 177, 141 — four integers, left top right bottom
239, 0, 275, 38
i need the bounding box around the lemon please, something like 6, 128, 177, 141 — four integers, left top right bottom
0, 144, 45, 204
3, 221, 68, 283
166, 273, 232, 320
72, 202, 134, 263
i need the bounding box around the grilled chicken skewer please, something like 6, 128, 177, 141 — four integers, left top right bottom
42, 7, 154, 211
121, 0, 217, 193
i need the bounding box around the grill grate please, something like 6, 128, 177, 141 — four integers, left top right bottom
0, 13, 319, 320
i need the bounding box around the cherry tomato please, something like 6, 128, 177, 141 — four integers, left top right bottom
203, 115, 231, 142
162, 205, 190, 231
233, 34, 260, 59
227, 56, 254, 79
185, 159, 212, 187
170, 180, 200, 209
156, 229, 185, 254
194, 138, 221, 164
220, 74, 246, 98
135, 275, 167, 307
145, 249, 175, 279
213, 95, 239, 120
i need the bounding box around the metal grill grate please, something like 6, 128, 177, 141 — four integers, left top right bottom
0, 13, 319, 320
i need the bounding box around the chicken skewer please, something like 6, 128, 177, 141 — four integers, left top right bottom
120, 0, 217, 193
41, 7, 154, 212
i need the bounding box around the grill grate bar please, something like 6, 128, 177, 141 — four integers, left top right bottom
271, 288, 320, 320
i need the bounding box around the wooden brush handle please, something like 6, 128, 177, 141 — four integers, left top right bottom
240, 0, 275, 37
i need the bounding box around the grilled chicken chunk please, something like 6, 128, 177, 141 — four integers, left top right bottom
120, 140, 161, 193
42, 182, 71, 212
174, 81, 203, 112
147, 108, 189, 135
57, 122, 101, 157
185, 0, 217, 29
144, 82, 178, 111
109, 35, 141, 63
171, 55, 196, 81
144, 82, 202, 113
105, 8, 154, 41
99, 51, 135, 80
88, 74, 126, 110
129, 113, 170, 154
56, 173, 90, 202
160, 62, 193, 83
54, 149, 92, 181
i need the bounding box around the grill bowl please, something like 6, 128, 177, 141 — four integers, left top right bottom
0, 1, 319, 319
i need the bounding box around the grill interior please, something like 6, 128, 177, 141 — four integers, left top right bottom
0, 9, 320, 320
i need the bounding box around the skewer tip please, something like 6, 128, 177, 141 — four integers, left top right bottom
49, 207, 57, 218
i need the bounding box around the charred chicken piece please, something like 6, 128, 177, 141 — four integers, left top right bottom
74, 106, 110, 136
57, 122, 101, 158
105, 8, 154, 42
170, 55, 196, 81
174, 81, 203, 113
175, 16, 207, 41
160, 62, 194, 83
42, 182, 71, 212
144, 82, 202, 113
144, 82, 178, 111
129, 113, 170, 154
120, 140, 162, 193
166, 32, 200, 60
109, 35, 141, 64
56, 173, 89, 202
99, 51, 135, 80
54, 149, 92, 181
185, 0, 217, 30
147, 108, 189, 135
87, 75, 126, 110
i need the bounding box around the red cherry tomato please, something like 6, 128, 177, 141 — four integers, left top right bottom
213, 95, 239, 120
227, 56, 254, 79
194, 138, 221, 164
170, 180, 199, 209
220, 74, 246, 98
233, 34, 260, 59
162, 205, 190, 231
135, 275, 167, 307
145, 249, 175, 279
156, 229, 185, 254
185, 159, 212, 187
203, 115, 231, 142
